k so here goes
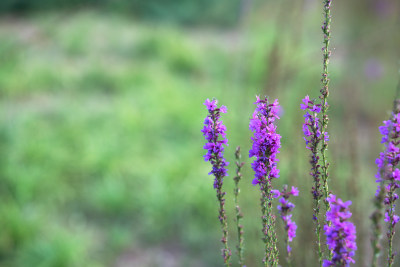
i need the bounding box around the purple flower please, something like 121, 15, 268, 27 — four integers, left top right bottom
301, 97, 323, 151
301, 96, 323, 202
271, 189, 281, 198
375, 112, 400, 236
249, 96, 281, 186
201, 98, 229, 188
276, 185, 298, 256
323, 194, 357, 266
201, 98, 232, 264
249, 96, 281, 265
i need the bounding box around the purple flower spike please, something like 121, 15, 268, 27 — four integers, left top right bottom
375, 107, 400, 266
323, 194, 357, 267
301, 97, 323, 152
201, 98, 229, 188
249, 96, 281, 186
249, 96, 281, 265
201, 98, 231, 265
277, 185, 298, 263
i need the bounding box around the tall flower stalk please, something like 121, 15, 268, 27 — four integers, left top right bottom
375, 100, 400, 267
249, 96, 281, 267
371, 84, 400, 266
320, 0, 332, 213
201, 98, 231, 266
234, 146, 245, 267
301, 96, 324, 266
273, 185, 299, 266
323, 195, 357, 266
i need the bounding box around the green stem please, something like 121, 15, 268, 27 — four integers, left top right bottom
387, 198, 395, 267
371, 181, 384, 267
260, 179, 278, 267
320, 0, 333, 259
234, 147, 245, 267
314, 199, 323, 267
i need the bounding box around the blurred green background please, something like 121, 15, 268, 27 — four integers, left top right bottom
0, 0, 399, 266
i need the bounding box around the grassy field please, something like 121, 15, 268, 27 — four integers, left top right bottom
0, 3, 399, 266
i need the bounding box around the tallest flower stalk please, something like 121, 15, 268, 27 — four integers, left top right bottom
201, 98, 231, 266
320, 0, 332, 211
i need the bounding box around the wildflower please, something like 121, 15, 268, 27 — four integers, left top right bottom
249, 96, 281, 186
249, 96, 281, 266
301, 95, 326, 264
201, 98, 231, 266
323, 194, 357, 266
201, 98, 229, 188
374, 109, 400, 267
276, 185, 298, 264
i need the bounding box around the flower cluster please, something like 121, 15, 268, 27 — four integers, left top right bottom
249, 96, 281, 186
323, 195, 357, 267
201, 98, 229, 188
201, 98, 232, 265
301, 95, 324, 149
375, 114, 400, 224
375, 112, 400, 265
300, 96, 326, 201
249, 96, 281, 265
273, 185, 299, 257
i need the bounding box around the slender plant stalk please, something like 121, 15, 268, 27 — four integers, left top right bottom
371, 81, 400, 267
302, 97, 324, 265
234, 146, 245, 267
320, 0, 332, 211
216, 179, 231, 266
319, 1, 333, 260
260, 179, 279, 267
213, 136, 231, 266
387, 192, 395, 267
249, 97, 280, 267
371, 181, 385, 267
201, 99, 231, 266
388, 97, 400, 267
310, 112, 323, 267
387, 74, 400, 267
285, 238, 292, 267
314, 201, 323, 267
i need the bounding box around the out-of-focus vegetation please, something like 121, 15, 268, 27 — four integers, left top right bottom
0, 0, 241, 26
0, 0, 399, 266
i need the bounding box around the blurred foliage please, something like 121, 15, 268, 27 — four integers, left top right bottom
0, 0, 241, 26
0, 0, 399, 266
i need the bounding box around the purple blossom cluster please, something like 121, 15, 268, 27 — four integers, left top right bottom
249, 96, 281, 186
301, 96, 321, 147
375, 112, 400, 265
273, 186, 299, 256
201, 98, 229, 188
201, 98, 232, 265
249, 96, 281, 265
375, 115, 400, 224
300, 96, 326, 201
323, 195, 357, 267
